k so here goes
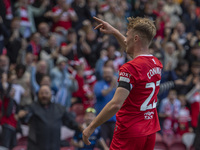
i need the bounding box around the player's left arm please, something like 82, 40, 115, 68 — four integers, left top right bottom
82, 87, 129, 145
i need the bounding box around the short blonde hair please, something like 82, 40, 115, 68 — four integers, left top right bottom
127, 17, 156, 44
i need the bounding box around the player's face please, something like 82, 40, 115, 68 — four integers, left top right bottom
125, 29, 134, 55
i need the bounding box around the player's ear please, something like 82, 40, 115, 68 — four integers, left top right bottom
134, 35, 139, 42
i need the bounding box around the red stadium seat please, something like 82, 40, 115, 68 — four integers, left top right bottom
154, 141, 168, 150
70, 103, 84, 116
163, 134, 182, 147
60, 146, 75, 150
12, 145, 27, 150
17, 136, 28, 146
169, 142, 186, 150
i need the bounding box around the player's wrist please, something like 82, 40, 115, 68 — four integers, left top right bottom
112, 28, 120, 36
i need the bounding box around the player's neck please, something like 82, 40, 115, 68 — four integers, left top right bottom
132, 46, 150, 59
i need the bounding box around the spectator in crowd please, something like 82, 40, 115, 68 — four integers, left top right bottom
87, 0, 99, 18
163, 0, 182, 27
174, 59, 189, 94
51, 0, 78, 34
186, 81, 200, 130
95, 45, 124, 80
0, 72, 26, 149
14, 0, 49, 38
187, 45, 200, 65
6, 17, 24, 65
71, 0, 93, 30
38, 22, 53, 48
26, 32, 41, 61
20, 85, 83, 150
139, 2, 157, 21
95, 50, 108, 80
182, 3, 199, 33
153, 0, 169, 39
177, 94, 192, 136
163, 41, 184, 71
0, 0, 15, 29
72, 107, 109, 150
39, 35, 59, 69
60, 28, 90, 60
31, 63, 57, 102
15, 64, 32, 107
0, 17, 10, 55
180, 0, 191, 14
0, 55, 9, 73
72, 61, 96, 109
159, 89, 181, 135
94, 66, 117, 145
33, 60, 48, 85
8, 71, 25, 105
81, 20, 103, 68
184, 61, 200, 93
50, 56, 78, 109
16, 38, 28, 65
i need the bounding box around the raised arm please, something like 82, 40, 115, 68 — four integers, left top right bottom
82, 87, 129, 145
93, 17, 126, 51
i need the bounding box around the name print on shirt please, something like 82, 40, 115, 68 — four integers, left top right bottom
147, 67, 162, 79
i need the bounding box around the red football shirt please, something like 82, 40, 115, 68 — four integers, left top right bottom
52, 6, 76, 31
114, 55, 163, 138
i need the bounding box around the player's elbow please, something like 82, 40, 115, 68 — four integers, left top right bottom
110, 103, 121, 112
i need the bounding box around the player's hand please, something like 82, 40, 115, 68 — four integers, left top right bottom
82, 126, 95, 145
93, 17, 118, 35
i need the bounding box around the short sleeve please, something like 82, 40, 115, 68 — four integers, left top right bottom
118, 63, 138, 87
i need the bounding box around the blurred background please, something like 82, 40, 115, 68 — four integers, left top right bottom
0, 0, 200, 149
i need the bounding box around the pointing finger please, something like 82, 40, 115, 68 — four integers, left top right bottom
93, 17, 104, 23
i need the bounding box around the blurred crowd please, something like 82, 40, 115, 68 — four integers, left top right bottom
1, 0, 200, 149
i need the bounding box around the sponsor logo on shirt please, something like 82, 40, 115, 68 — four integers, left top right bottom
119, 72, 131, 78
144, 111, 154, 120
119, 72, 131, 83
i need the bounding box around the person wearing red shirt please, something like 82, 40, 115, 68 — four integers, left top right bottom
51, 0, 78, 33
82, 16, 163, 150
0, 72, 27, 149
